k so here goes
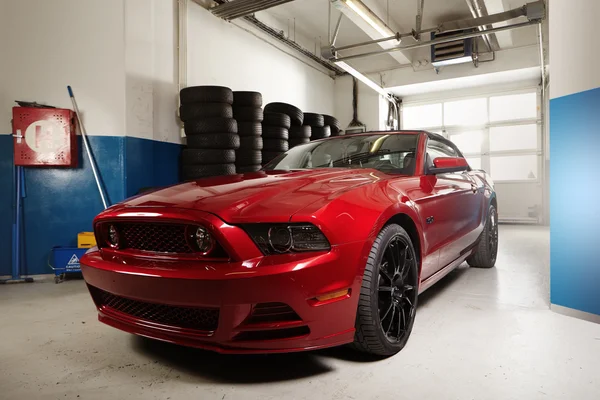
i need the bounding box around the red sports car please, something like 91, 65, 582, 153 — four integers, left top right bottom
81, 130, 497, 356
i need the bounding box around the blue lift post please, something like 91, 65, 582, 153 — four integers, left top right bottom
2, 165, 33, 284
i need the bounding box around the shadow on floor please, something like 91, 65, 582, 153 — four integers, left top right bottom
132, 264, 477, 381
132, 336, 334, 383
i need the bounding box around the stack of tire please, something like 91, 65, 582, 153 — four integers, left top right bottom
179, 86, 239, 180
261, 102, 304, 165
324, 115, 343, 137
233, 91, 263, 173
303, 113, 329, 142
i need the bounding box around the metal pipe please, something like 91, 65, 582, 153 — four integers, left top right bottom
242, 15, 344, 74
216, 1, 284, 19
213, 0, 293, 20
538, 22, 546, 91
333, 20, 537, 62
212, 0, 275, 16
334, 32, 409, 52
331, 13, 343, 46
416, 0, 425, 40
67, 86, 109, 209
328, 1, 332, 44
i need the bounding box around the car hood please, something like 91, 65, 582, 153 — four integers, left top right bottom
118, 169, 391, 223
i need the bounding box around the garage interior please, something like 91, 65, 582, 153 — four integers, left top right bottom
1, 0, 599, 399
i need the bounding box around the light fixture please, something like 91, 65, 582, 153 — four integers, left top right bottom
343, 0, 394, 38
335, 61, 390, 97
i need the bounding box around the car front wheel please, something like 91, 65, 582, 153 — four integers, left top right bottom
352, 224, 419, 356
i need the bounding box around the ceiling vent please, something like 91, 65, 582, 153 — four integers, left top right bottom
430, 30, 475, 67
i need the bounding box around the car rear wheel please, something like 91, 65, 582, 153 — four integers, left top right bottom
467, 204, 498, 268
353, 224, 418, 356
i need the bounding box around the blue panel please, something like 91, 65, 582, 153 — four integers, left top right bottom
0, 135, 15, 276
124, 137, 181, 198
0, 135, 181, 276
550, 86, 600, 316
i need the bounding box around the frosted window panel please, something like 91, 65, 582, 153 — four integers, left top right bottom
490, 155, 538, 181
466, 157, 482, 170
443, 98, 487, 126
403, 104, 442, 129
490, 124, 538, 152
490, 92, 537, 122
450, 130, 483, 154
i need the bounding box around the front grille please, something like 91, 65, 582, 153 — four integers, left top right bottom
118, 223, 194, 254
90, 286, 219, 332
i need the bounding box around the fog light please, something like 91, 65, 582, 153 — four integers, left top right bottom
195, 226, 214, 255
107, 225, 119, 248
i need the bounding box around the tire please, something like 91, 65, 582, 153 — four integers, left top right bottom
467, 204, 498, 268
233, 91, 263, 107
180, 86, 233, 105
233, 106, 264, 122
240, 136, 263, 150
331, 129, 344, 137
262, 126, 289, 140
264, 103, 303, 126
289, 138, 310, 148
184, 117, 237, 135
181, 149, 236, 165
303, 113, 325, 127
263, 112, 292, 129
237, 165, 262, 173
237, 122, 262, 137
186, 133, 240, 150
182, 164, 236, 180
323, 114, 342, 131
262, 151, 284, 164
263, 139, 289, 152
353, 224, 419, 357
236, 150, 262, 166
179, 103, 232, 121
311, 126, 331, 140
289, 126, 311, 139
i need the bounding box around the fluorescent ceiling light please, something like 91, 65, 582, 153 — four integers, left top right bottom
343, 0, 394, 38
335, 61, 389, 97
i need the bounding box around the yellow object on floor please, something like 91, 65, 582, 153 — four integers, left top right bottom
77, 232, 96, 248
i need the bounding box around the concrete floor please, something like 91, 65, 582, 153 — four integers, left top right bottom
1, 225, 599, 400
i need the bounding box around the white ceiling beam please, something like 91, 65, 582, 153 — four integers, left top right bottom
332, 0, 411, 65
481, 0, 514, 48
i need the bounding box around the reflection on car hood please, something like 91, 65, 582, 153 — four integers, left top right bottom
119, 169, 389, 223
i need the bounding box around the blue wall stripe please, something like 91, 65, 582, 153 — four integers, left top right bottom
550, 86, 600, 316
0, 135, 181, 276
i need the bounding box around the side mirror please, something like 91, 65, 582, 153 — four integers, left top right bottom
428, 157, 469, 174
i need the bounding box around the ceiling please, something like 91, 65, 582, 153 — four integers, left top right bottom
261, 0, 541, 74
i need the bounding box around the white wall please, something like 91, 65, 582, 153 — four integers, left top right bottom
124, 0, 180, 144
0, 0, 126, 136
549, 0, 600, 99
186, 4, 335, 115
334, 75, 386, 132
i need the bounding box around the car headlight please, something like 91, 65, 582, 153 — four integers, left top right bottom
193, 226, 215, 255
243, 224, 330, 255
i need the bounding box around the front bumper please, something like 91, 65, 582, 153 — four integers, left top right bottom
81, 239, 365, 354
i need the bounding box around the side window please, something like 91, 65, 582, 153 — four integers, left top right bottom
426, 138, 457, 169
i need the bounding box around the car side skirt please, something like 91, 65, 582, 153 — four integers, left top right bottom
418, 251, 471, 294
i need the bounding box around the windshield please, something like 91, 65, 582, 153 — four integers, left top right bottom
263, 133, 420, 175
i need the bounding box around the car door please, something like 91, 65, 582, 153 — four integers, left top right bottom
424, 138, 483, 269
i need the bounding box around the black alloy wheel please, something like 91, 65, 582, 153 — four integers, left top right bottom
377, 234, 418, 344
353, 224, 418, 356
467, 204, 498, 268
